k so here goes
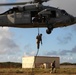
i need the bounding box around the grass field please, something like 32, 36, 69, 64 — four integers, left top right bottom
0, 66, 76, 75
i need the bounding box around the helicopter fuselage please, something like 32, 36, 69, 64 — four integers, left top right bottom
0, 4, 76, 34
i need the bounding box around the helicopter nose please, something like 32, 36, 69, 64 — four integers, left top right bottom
70, 16, 75, 22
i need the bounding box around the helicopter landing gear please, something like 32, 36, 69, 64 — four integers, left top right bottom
46, 27, 53, 34
46, 28, 51, 34
45, 20, 53, 34
45, 18, 54, 34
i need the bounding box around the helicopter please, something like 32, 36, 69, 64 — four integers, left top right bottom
0, 0, 76, 34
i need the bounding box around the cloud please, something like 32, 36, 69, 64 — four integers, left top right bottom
0, 55, 22, 62
59, 50, 69, 56
46, 46, 76, 56
0, 0, 7, 3
24, 44, 36, 56
60, 56, 75, 63
71, 25, 76, 32
0, 27, 12, 39
0, 0, 11, 13
46, 51, 58, 55
0, 27, 20, 55
0, 37, 20, 55
71, 46, 76, 53
45, 0, 76, 16
57, 33, 72, 44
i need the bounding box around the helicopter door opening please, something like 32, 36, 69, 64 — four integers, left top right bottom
51, 10, 56, 18
31, 11, 38, 23
31, 11, 45, 23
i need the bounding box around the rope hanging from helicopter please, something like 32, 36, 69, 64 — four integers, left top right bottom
31, 16, 43, 75
31, 48, 40, 75
31, 28, 40, 75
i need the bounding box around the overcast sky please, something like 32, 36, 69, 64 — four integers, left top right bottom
0, 0, 76, 63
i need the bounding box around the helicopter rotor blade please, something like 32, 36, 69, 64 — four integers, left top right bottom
0, 1, 33, 6
0, 0, 50, 6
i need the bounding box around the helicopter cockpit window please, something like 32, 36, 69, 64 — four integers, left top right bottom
61, 10, 68, 15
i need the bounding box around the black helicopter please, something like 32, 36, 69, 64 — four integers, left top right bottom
0, 0, 76, 34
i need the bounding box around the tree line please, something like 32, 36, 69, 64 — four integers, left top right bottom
0, 62, 22, 68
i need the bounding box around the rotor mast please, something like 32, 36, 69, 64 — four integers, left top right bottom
34, 0, 50, 4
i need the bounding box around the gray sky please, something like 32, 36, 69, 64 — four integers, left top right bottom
43, 0, 76, 16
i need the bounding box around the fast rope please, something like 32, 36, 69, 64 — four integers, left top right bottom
31, 48, 40, 75
31, 28, 40, 75
29, 33, 42, 75
38, 27, 39, 35
31, 13, 43, 73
